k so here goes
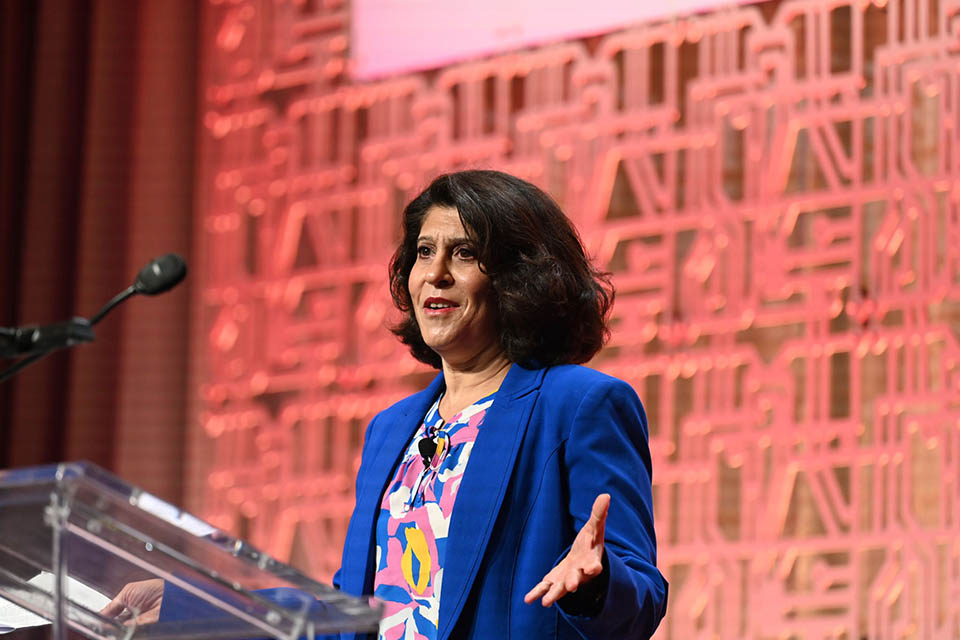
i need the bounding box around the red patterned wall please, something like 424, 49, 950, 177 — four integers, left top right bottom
193, 0, 960, 636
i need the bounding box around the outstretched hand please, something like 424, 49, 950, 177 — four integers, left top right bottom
524, 493, 610, 608
99, 578, 164, 625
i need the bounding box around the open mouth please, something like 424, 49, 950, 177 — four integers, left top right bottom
424, 298, 459, 313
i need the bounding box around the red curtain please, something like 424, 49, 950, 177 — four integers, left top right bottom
0, 0, 198, 505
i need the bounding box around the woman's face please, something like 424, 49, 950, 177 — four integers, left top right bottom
407, 206, 500, 366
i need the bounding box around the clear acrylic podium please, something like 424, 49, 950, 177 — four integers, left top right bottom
0, 462, 381, 639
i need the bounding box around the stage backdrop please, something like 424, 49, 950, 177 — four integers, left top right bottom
190, 0, 960, 637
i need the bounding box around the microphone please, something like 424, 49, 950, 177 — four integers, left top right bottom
133, 253, 187, 296
0, 318, 95, 358
418, 436, 438, 467
89, 253, 188, 324
0, 253, 188, 382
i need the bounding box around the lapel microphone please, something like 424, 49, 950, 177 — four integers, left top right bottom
418, 434, 438, 467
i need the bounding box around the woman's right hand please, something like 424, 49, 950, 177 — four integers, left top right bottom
99, 579, 164, 625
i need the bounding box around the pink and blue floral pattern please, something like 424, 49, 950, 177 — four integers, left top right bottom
373, 392, 495, 640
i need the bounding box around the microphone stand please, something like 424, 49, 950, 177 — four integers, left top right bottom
0, 317, 98, 385
0, 287, 135, 384
0, 350, 60, 384
0, 316, 106, 383
0, 254, 185, 385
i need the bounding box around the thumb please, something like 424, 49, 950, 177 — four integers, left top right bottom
589, 494, 610, 524
588, 494, 610, 543
99, 596, 127, 618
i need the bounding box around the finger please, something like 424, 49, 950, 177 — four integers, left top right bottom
564, 568, 584, 593
99, 598, 126, 618
590, 494, 610, 524
581, 557, 604, 577
590, 493, 610, 543
540, 580, 568, 608
524, 581, 551, 604
133, 609, 160, 626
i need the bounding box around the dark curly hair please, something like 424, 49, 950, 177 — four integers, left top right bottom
389, 170, 613, 369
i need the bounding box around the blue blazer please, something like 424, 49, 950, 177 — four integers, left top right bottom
335, 363, 667, 639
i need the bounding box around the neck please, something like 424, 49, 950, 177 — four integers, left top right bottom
438, 345, 511, 419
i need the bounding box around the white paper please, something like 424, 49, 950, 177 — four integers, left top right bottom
0, 571, 112, 634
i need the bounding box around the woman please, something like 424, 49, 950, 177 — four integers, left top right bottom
334, 170, 667, 639
103, 170, 667, 639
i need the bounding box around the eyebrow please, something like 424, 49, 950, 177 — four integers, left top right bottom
416, 235, 472, 245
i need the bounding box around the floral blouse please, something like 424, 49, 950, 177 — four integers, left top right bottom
372, 392, 496, 640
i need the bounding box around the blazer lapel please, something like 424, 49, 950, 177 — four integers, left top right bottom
436, 365, 545, 640
340, 374, 446, 600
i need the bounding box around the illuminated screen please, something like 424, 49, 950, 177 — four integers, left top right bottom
351, 0, 748, 79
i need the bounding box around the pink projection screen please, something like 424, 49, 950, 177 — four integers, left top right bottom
351, 0, 748, 79
198, 0, 960, 636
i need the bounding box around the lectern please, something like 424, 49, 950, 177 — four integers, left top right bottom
0, 462, 380, 639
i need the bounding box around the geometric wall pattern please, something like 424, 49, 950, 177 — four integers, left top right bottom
194, 0, 960, 636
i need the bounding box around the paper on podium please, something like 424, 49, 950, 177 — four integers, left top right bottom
0, 462, 381, 640
0, 571, 110, 633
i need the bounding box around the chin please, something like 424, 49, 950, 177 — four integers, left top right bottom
422, 338, 454, 355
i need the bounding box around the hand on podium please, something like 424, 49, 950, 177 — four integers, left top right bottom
99, 579, 164, 625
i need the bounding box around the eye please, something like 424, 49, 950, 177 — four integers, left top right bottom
455, 246, 476, 260
416, 245, 432, 258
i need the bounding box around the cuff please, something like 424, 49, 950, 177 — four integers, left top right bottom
556, 551, 609, 618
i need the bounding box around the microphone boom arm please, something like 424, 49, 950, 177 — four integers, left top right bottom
89, 286, 136, 326
0, 254, 186, 384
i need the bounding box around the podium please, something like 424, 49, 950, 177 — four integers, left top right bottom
0, 462, 381, 639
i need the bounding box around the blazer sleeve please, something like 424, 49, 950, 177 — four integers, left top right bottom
332, 409, 383, 594
556, 375, 668, 638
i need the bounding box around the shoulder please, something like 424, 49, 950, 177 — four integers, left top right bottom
527, 364, 644, 425
539, 365, 651, 458
540, 364, 637, 398
521, 365, 651, 465
364, 374, 442, 440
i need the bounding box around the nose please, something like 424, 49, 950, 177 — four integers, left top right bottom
425, 256, 453, 288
